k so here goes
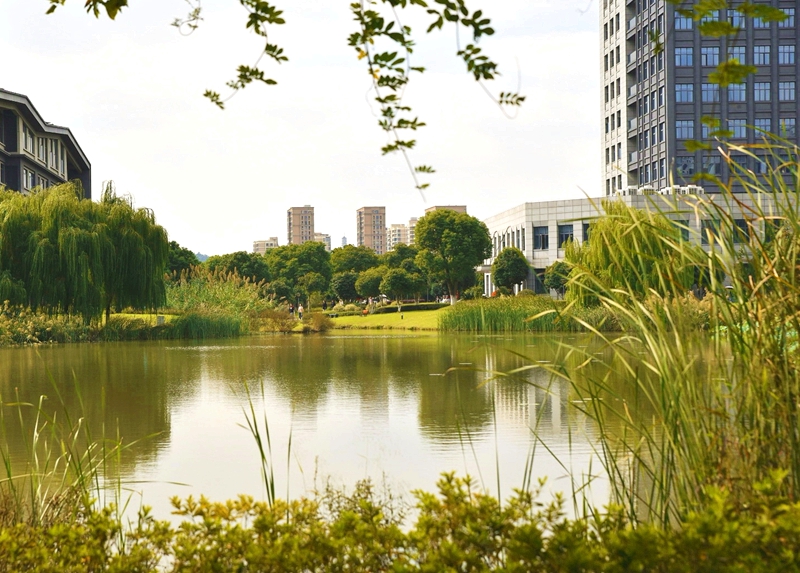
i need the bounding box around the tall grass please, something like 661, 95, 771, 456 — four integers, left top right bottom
549, 137, 800, 525
438, 296, 621, 333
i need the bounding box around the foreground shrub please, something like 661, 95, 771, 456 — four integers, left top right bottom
0, 302, 90, 346
2, 473, 800, 571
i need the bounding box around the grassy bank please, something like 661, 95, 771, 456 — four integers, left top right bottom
331, 308, 443, 330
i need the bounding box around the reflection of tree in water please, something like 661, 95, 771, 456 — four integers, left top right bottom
0, 342, 202, 476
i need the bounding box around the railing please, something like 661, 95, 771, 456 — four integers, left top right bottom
627, 16, 637, 32
628, 84, 638, 98
629, 151, 638, 163
628, 117, 638, 131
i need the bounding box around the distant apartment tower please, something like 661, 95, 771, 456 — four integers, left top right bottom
387, 223, 408, 251
601, 1, 798, 195
356, 206, 387, 255
424, 205, 467, 214
314, 232, 332, 252
287, 205, 314, 245
253, 237, 279, 255
408, 217, 418, 245
341, 236, 347, 247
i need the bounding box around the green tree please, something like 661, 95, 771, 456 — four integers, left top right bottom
266, 242, 332, 300
414, 210, 491, 305
381, 243, 418, 269
330, 245, 380, 274
0, 182, 168, 321
564, 200, 693, 305
168, 240, 200, 277
543, 261, 570, 299
491, 247, 529, 290
380, 268, 414, 303
205, 251, 271, 283
330, 271, 359, 302
355, 266, 386, 299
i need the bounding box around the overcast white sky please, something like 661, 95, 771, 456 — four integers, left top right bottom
1, 0, 600, 256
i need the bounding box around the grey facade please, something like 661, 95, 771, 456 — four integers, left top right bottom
602, 1, 799, 195
0, 88, 91, 198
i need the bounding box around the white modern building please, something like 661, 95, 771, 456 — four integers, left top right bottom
480, 188, 784, 296
253, 237, 279, 255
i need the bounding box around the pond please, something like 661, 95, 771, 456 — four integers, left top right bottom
0, 333, 613, 518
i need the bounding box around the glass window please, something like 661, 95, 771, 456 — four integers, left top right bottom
728, 9, 744, 28
781, 118, 796, 137
779, 8, 795, 28
659, 86, 664, 106
753, 15, 770, 29
676, 84, 694, 102
729, 119, 747, 138
606, 117, 610, 133
0, 162, 4, 185
728, 45, 745, 64
676, 120, 695, 139
753, 45, 770, 65
754, 118, 772, 133
728, 83, 746, 102
533, 226, 549, 250
779, 45, 796, 65
677, 156, 695, 176
37, 138, 46, 161
60, 146, 66, 174
703, 156, 721, 175
701, 46, 720, 66
700, 10, 719, 23
676, 47, 693, 66
582, 223, 591, 244
701, 220, 719, 246
702, 83, 720, 102
660, 158, 666, 178
557, 224, 574, 248
733, 219, 750, 244
659, 122, 664, 142
754, 82, 771, 101
779, 81, 796, 101
675, 12, 693, 30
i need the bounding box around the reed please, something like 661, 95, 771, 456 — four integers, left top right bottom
438, 296, 621, 333
547, 136, 800, 525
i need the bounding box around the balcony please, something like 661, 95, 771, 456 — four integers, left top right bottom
626, 16, 637, 37
628, 84, 638, 99
629, 151, 638, 163
628, 117, 638, 132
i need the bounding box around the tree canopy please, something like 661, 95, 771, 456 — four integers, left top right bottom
0, 182, 168, 321
491, 247, 529, 290
168, 241, 200, 277
265, 242, 332, 302
414, 209, 490, 304
564, 201, 694, 305
205, 251, 271, 284
331, 245, 380, 275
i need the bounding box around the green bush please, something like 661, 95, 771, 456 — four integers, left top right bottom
2, 473, 800, 571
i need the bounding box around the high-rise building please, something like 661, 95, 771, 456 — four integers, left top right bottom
341, 236, 348, 247
408, 217, 418, 245
314, 232, 332, 251
287, 205, 314, 245
356, 206, 387, 255
387, 223, 409, 251
602, 1, 798, 195
253, 237, 279, 255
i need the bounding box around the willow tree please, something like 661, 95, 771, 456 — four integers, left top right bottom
565, 200, 694, 306
98, 184, 169, 321
0, 182, 168, 321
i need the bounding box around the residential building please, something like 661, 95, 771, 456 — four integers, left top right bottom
0, 88, 91, 198
356, 206, 387, 255
341, 236, 348, 247
602, 1, 798, 195
253, 237, 279, 255
287, 205, 315, 245
387, 223, 409, 251
408, 217, 418, 245
424, 205, 467, 214
315, 232, 332, 251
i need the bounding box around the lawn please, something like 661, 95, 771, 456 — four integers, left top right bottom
330, 308, 445, 330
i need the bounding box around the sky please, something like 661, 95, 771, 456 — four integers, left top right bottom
1, 0, 601, 256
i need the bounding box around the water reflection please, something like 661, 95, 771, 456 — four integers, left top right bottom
0, 333, 613, 516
